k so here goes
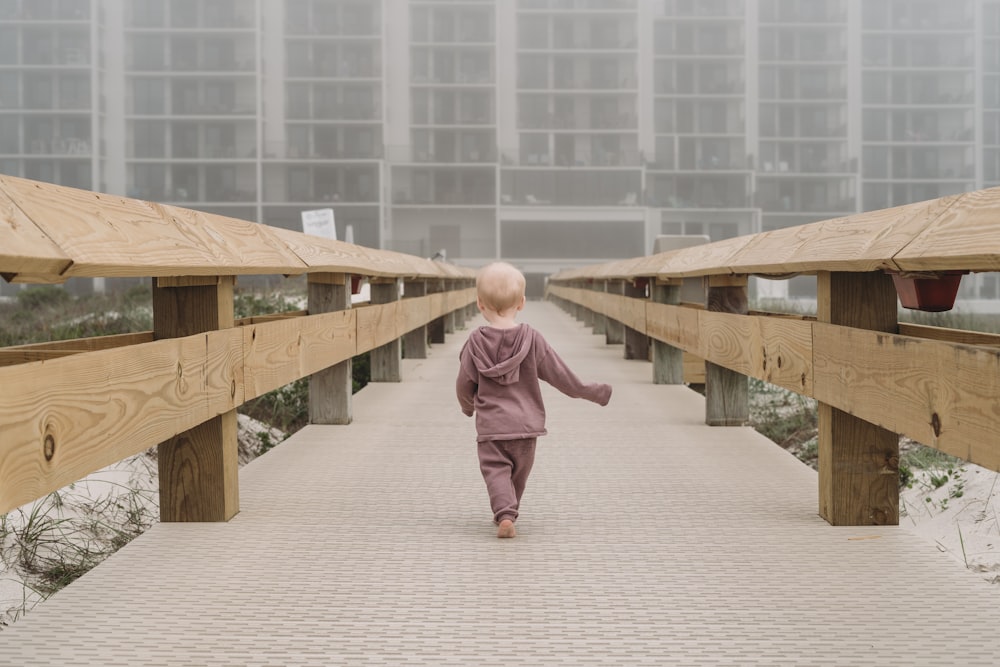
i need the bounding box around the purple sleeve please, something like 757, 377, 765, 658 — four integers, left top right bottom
535, 335, 612, 406
456, 349, 477, 417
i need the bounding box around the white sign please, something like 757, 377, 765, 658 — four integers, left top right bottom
301, 208, 336, 240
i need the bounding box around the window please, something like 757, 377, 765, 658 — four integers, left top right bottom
132, 120, 165, 158
59, 74, 90, 109
133, 78, 166, 115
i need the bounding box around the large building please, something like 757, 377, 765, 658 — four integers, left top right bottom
1, 0, 998, 300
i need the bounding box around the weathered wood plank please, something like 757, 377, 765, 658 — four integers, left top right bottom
0, 332, 154, 367
370, 280, 402, 383
356, 302, 401, 355
813, 324, 1000, 473
307, 275, 353, 425
158, 411, 239, 522
0, 181, 71, 279
242, 309, 357, 401
0, 330, 243, 516
651, 282, 683, 384
683, 352, 706, 385
894, 187, 1000, 272
727, 196, 961, 277
402, 281, 429, 360
0, 176, 306, 278
705, 284, 749, 426
154, 276, 240, 522
235, 310, 308, 326
816, 271, 899, 527
898, 322, 1000, 347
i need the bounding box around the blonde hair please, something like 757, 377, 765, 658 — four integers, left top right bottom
476, 262, 525, 312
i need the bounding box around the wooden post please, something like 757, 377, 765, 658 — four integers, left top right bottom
371, 278, 402, 382
623, 280, 649, 361
465, 279, 478, 322
403, 279, 428, 359
575, 281, 593, 328
308, 273, 352, 425
591, 281, 607, 337
705, 276, 748, 426
153, 275, 239, 522
652, 279, 683, 384
428, 279, 446, 344
605, 280, 625, 345
444, 281, 456, 334
817, 271, 899, 526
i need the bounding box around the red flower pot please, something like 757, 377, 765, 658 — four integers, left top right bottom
889, 271, 966, 312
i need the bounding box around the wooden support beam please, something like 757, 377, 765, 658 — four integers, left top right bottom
428, 280, 446, 344
816, 271, 899, 526
651, 281, 683, 384
308, 273, 352, 425
402, 279, 429, 359
154, 275, 239, 522
444, 281, 457, 334
705, 283, 748, 426
605, 280, 625, 345
591, 281, 607, 337
623, 280, 649, 360
371, 278, 402, 382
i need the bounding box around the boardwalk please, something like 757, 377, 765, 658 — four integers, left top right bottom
3, 301, 997, 666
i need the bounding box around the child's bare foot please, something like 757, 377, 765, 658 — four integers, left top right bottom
497, 519, 516, 538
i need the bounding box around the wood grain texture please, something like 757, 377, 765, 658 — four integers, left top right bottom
818, 403, 899, 526
0, 175, 477, 282
402, 281, 429, 360
0, 332, 154, 367
898, 322, 1000, 347
816, 272, 899, 526
356, 302, 402, 354
813, 324, 1000, 472
307, 278, 353, 425
0, 181, 71, 278
894, 187, 1000, 272
728, 196, 961, 276
159, 411, 239, 522
651, 283, 683, 384
154, 277, 240, 522
242, 309, 356, 401
370, 280, 402, 383
0, 329, 243, 515
705, 285, 749, 426
1, 176, 306, 278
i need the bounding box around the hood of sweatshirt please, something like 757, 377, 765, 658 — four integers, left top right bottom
464, 324, 532, 385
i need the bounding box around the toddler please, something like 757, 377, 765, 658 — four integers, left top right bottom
456, 262, 612, 538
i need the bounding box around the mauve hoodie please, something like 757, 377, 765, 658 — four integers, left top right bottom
456, 323, 612, 442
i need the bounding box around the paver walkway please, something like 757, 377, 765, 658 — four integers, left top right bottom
2, 301, 997, 666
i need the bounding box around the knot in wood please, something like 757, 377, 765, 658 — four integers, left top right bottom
43, 434, 56, 462
930, 412, 942, 438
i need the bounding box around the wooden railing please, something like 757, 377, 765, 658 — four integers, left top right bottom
547, 188, 1000, 526
0, 175, 476, 521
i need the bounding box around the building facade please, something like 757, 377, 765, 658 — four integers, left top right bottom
1, 0, 999, 299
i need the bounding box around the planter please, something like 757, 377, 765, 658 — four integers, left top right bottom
889, 271, 966, 312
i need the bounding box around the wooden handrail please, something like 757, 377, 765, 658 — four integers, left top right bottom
0, 175, 466, 283
548, 187, 1000, 527
0, 177, 477, 519
550, 188, 1000, 282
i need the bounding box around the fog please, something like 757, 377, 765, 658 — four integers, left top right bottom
1, 0, 997, 298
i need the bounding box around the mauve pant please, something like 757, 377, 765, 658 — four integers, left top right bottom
477, 437, 537, 524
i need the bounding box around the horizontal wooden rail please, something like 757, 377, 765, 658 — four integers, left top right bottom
551, 283, 1000, 472
0, 287, 475, 515
1, 176, 479, 520
549, 186, 1000, 526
